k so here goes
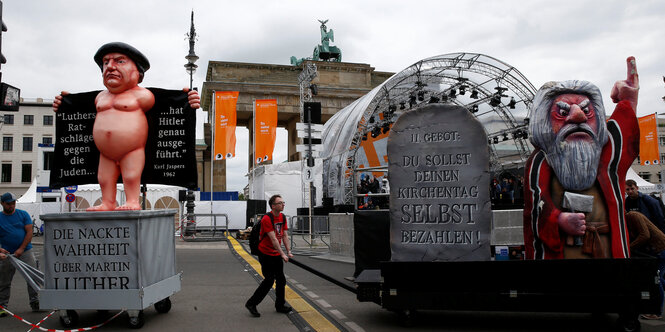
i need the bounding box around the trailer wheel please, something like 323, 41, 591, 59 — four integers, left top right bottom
154, 297, 172, 313
128, 310, 145, 329
616, 314, 641, 332
59, 310, 78, 328
397, 309, 416, 327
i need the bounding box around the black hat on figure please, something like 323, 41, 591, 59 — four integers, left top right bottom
94, 42, 150, 82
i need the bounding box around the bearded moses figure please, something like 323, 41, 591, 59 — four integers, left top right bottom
523, 57, 640, 259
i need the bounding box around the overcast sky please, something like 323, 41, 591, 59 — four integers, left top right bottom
3, 1, 664, 193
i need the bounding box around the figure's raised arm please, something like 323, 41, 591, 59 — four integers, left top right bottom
184, 87, 200, 109
610, 56, 639, 111
52, 91, 70, 112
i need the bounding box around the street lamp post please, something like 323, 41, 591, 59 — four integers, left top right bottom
185, 10, 198, 90
184, 10, 198, 231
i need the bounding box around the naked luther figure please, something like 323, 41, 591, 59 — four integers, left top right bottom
53, 42, 201, 211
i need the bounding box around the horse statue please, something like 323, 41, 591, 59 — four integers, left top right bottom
314, 19, 342, 62
290, 19, 342, 66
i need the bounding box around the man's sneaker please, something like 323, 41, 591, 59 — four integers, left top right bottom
276, 305, 292, 314
30, 301, 41, 312
245, 302, 260, 317
0, 309, 8, 317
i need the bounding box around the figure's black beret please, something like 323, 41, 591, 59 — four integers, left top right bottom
94, 42, 150, 74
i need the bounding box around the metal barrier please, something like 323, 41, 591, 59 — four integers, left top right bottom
181, 213, 229, 242
289, 215, 330, 250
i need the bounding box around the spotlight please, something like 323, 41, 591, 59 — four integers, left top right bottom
400, 102, 406, 110
489, 94, 501, 107
471, 105, 479, 113
502, 133, 509, 141
524, 117, 530, 125
362, 133, 368, 141
459, 85, 467, 95
470, 89, 479, 99
382, 123, 390, 134
369, 116, 375, 124
441, 94, 449, 102
493, 136, 499, 144
428, 96, 440, 104
488, 138, 492, 145
309, 84, 318, 96
508, 97, 516, 109
449, 89, 457, 98
409, 94, 416, 108
371, 127, 381, 138
417, 91, 425, 101
389, 104, 397, 113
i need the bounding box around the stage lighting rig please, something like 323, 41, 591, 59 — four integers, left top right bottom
417, 90, 425, 101
470, 89, 479, 99
508, 97, 516, 109
409, 94, 416, 108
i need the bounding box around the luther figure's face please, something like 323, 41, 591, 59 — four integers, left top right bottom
102, 52, 140, 93
549, 94, 598, 143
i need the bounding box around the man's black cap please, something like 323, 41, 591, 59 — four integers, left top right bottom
94, 42, 150, 75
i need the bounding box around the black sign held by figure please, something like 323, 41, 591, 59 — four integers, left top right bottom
50, 88, 197, 189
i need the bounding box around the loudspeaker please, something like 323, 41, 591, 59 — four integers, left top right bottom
353, 210, 391, 277
246, 199, 267, 228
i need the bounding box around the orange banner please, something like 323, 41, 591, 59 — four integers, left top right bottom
254, 99, 278, 165
213, 91, 239, 160
638, 113, 659, 165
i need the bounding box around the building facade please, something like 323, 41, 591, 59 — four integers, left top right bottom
200, 60, 393, 192
1, 98, 55, 197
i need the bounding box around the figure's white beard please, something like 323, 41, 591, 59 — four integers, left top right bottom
545, 125, 601, 191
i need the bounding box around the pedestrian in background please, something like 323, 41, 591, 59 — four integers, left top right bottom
245, 194, 293, 317
0, 192, 40, 317
625, 211, 665, 320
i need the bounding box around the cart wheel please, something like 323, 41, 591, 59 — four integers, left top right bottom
616, 314, 641, 332
397, 309, 416, 327
128, 310, 145, 329
59, 310, 79, 328
154, 297, 172, 313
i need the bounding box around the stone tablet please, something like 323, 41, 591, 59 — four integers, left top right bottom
388, 104, 491, 261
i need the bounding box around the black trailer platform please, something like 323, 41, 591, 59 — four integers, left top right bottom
356, 258, 661, 332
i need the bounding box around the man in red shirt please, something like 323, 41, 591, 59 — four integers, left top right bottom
245, 194, 293, 317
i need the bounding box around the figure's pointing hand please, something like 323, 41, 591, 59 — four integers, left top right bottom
610, 56, 639, 111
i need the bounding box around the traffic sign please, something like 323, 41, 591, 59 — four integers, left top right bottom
64, 185, 78, 194
302, 166, 314, 183
65, 193, 76, 203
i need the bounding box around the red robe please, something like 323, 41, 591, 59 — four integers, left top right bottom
523, 100, 639, 259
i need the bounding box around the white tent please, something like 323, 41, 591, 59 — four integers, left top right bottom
248, 160, 323, 218
626, 167, 660, 193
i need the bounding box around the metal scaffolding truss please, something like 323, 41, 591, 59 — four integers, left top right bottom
321, 52, 537, 205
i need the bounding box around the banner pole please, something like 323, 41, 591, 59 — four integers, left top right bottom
211, 91, 216, 215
